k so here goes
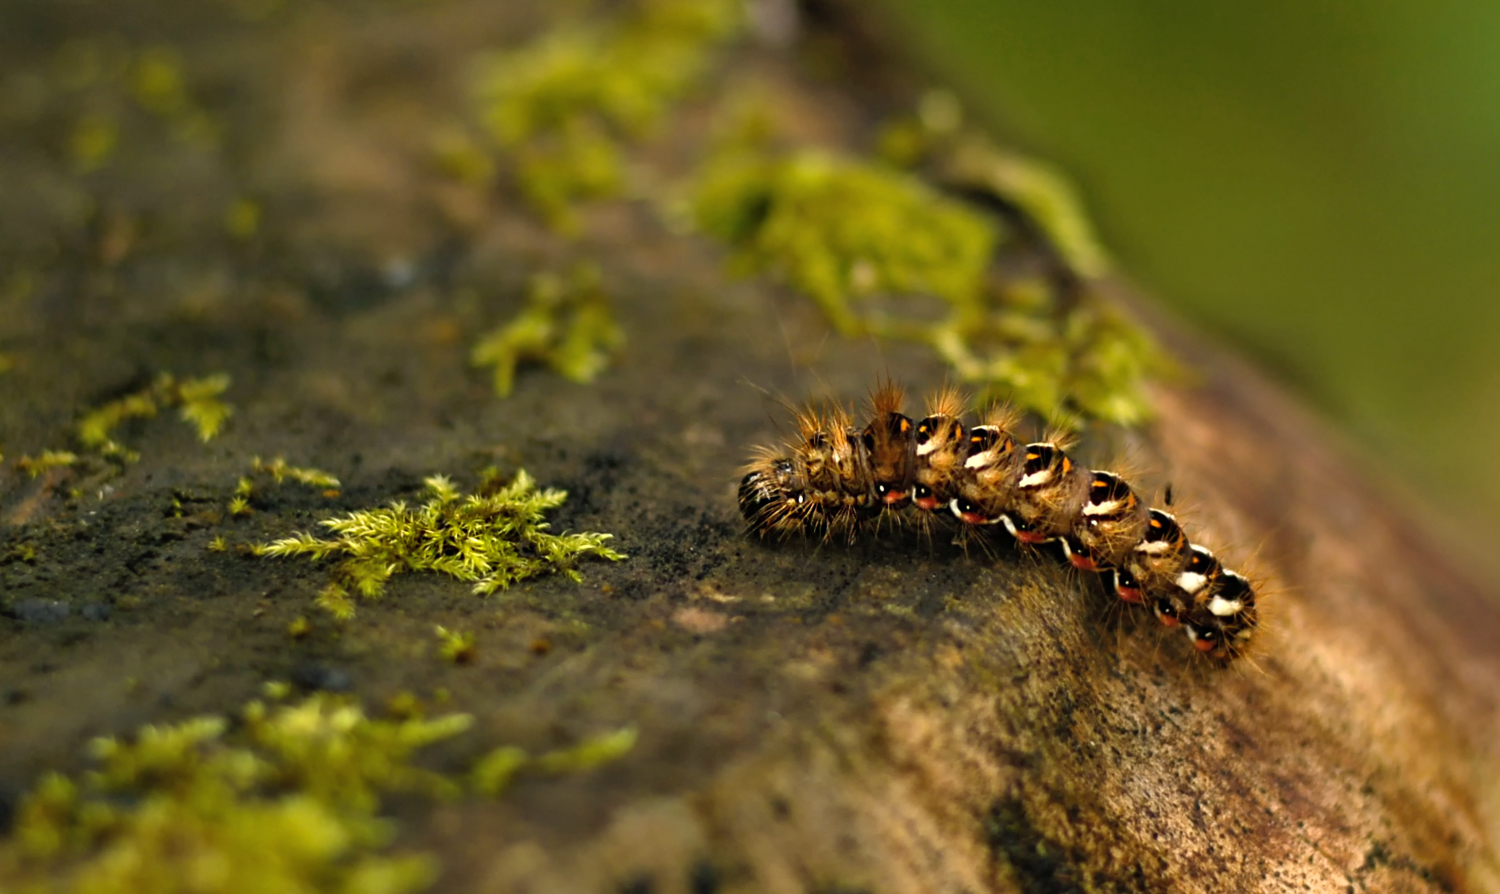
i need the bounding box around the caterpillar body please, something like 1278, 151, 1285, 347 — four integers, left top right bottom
738, 382, 1259, 663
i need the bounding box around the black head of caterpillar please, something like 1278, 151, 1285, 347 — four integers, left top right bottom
912, 386, 970, 513
739, 448, 812, 538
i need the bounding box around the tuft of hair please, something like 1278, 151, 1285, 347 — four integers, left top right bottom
792, 402, 827, 444
978, 401, 1022, 436
1037, 423, 1079, 454
869, 376, 906, 417
925, 383, 969, 419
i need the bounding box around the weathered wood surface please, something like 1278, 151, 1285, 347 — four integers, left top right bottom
1, 2, 1498, 891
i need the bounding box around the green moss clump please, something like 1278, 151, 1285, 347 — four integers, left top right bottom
693, 103, 1165, 425
694, 149, 1000, 337
471, 264, 623, 397
469, 0, 741, 230
255, 469, 625, 619
0, 695, 471, 894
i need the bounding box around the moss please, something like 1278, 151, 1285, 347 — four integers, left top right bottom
76, 372, 234, 454
471, 264, 623, 397
433, 626, 477, 665
254, 469, 625, 619
467, 0, 740, 231
694, 149, 999, 337
15, 451, 80, 478
128, 45, 220, 148
227, 459, 338, 517
691, 91, 1166, 426
223, 198, 260, 240
0, 695, 469, 894
470, 726, 637, 798
531, 726, 638, 775
0, 692, 643, 892
250, 457, 341, 490
68, 113, 119, 175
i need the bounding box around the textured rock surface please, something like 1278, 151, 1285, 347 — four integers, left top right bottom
1, 1, 1498, 891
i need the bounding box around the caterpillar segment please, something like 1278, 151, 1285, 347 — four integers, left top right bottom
911, 386, 970, 513
996, 441, 1092, 545
1114, 510, 1192, 604
1061, 471, 1150, 572
737, 382, 1261, 662
949, 410, 1025, 526
862, 380, 917, 509
1183, 569, 1259, 662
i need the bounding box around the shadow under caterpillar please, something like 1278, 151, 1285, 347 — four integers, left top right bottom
738, 381, 1258, 663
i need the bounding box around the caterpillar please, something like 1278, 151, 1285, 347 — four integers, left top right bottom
737, 381, 1259, 663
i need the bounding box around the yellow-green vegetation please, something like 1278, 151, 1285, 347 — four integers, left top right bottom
0, 695, 471, 894
692, 134, 1162, 424
434, 625, 477, 665
471, 264, 623, 397
468, 0, 740, 230
881, 90, 1110, 279
0, 693, 640, 892
223, 197, 260, 239
68, 113, 119, 174
77, 372, 233, 456
694, 149, 998, 336
250, 456, 339, 489
232, 457, 342, 514
129, 45, 220, 147
255, 470, 625, 619
472, 726, 638, 797
15, 451, 79, 478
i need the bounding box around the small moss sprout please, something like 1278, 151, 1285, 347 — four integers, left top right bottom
255, 469, 624, 619
471, 726, 637, 797
434, 625, 477, 665
471, 264, 623, 397
229, 457, 340, 517
77, 372, 233, 454
251, 456, 341, 490
16, 450, 80, 478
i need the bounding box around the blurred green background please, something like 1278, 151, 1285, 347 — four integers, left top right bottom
881, 0, 1500, 551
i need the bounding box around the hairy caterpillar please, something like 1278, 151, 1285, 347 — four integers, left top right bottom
738, 381, 1258, 662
